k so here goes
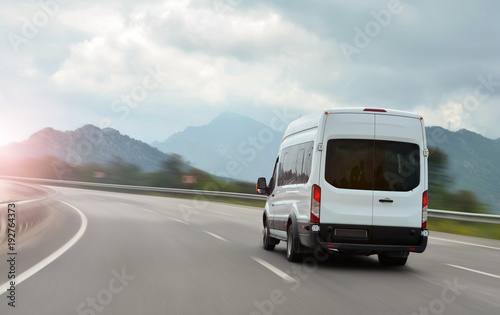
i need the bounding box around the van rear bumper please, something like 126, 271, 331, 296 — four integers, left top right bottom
299, 228, 428, 254
315, 233, 428, 253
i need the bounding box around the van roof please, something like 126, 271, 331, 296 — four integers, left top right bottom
282, 107, 423, 141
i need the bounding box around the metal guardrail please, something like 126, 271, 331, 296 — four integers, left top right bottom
1, 176, 499, 224
0, 176, 266, 201
428, 209, 500, 225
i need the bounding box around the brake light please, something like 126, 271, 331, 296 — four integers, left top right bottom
311, 185, 321, 223
422, 190, 428, 228
363, 108, 387, 112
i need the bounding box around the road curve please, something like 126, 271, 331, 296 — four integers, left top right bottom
1, 185, 499, 314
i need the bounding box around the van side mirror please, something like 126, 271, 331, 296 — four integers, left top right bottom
256, 177, 268, 195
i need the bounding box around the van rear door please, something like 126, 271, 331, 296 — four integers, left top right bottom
320, 113, 375, 226
372, 115, 424, 228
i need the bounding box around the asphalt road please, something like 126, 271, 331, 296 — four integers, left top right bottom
0, 181, 50, 204
1, 185, 499, 314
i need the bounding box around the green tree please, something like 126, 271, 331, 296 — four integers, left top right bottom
428, 147, 487, 213
428, 147, 453, 188
163, 154, 184, 176
161, 154, 185, 186
107, 156, 141, 185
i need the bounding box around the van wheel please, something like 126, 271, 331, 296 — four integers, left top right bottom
263, 223, 278, 250
286, 226, 302, 262
378, 254, 408, 266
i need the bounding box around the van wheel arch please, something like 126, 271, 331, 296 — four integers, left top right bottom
286, 214, 305, 257
286, 224, 303, 262
263, 213, 279, 250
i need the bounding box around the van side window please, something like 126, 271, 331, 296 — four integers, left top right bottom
268, 157, 279, 195
296, 149, 305, 180
325, 139, 420, 191
278, 141, 314, 186
278, 149, 290, 186
302, 143, 314, 183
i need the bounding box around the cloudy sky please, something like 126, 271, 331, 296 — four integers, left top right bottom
1, 0, 500, 146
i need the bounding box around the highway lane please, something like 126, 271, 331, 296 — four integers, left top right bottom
1, 185, 499, 314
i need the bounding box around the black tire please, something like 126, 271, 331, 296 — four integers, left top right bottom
378, 254, 408, 266
263, 223, 276, 251
286, 226, 302, 262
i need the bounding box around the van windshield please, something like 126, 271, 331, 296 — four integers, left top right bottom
325, 139, 420, 192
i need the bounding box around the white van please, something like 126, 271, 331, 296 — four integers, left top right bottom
257, 108, 429, 266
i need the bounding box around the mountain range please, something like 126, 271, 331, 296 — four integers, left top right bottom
0, 113, 498, 214
151, 112, 282, 182
0, 125, 168, 172
426, 126, 500, 214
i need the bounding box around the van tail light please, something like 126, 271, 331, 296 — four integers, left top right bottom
311, 185, 321, 223
422, 190, 428, 228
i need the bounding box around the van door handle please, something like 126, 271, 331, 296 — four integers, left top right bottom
379, 198, 394, 203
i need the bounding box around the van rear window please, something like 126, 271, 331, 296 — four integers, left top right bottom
325, 139, 420, 191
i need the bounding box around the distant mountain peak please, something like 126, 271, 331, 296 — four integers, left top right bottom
213, 111, 251, 121
151, 111, 283, 182
76, 124, 101, 132
29, 126, 58, 136
26, 127, 65, 144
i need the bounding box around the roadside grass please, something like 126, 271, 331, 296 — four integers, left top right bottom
428, 217, 500, 240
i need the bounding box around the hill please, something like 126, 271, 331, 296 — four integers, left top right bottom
427, 126, 500, 214
0, 125, 168, 172
151, 112, 283, 182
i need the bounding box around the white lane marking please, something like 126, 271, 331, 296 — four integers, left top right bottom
118, 202, 129, 207
430, 237, 500, 251
140, 208, 157, 215
0, 199, 88, 296
214, 211, 235, 217
167, 216, 189, 225
251, 257, 297, 284
446, 264, 500, 280
203, 231, 229, 243
93, 197, 105, 201
0, 191, 56, 207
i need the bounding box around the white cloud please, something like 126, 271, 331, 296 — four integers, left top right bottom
52, 35, 134, 92
415, 101, 479, 133
51, 0, 343, 109
2, 0, 500, 146
57, 5, 125, 36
